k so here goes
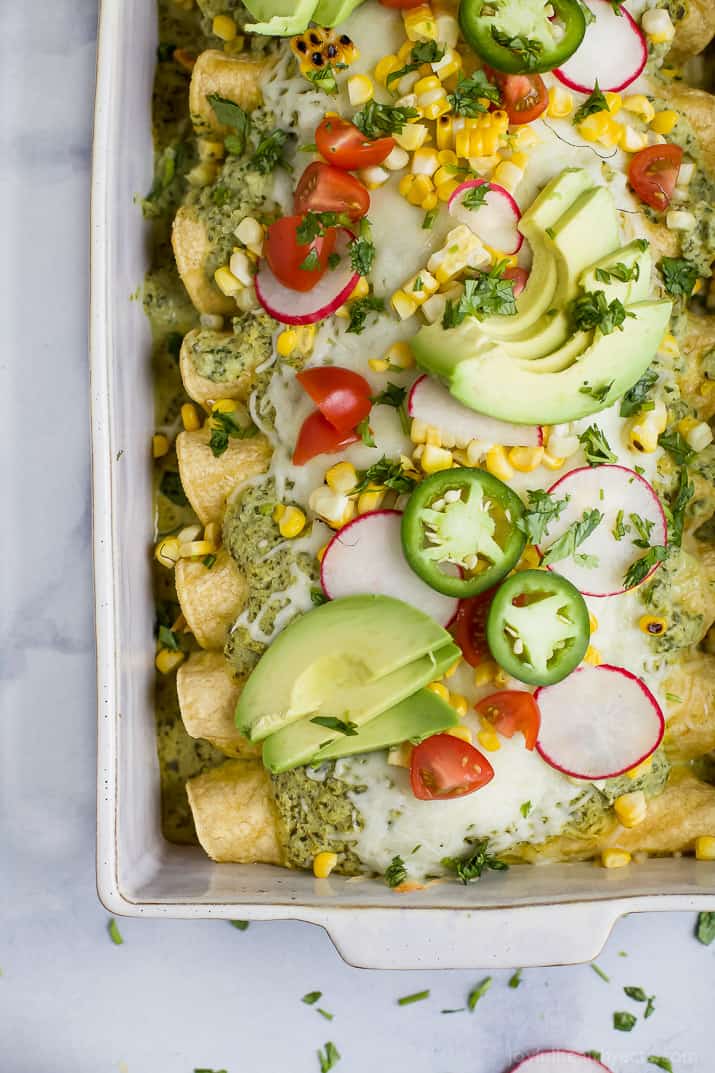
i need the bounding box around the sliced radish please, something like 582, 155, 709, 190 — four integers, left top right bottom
255, 228, 359, 326
539, 465, 667, 598
408, 375, 543, 447
320, 510, 459, 627
448, 180, 523, 256
554, 0, 647, 93
509, 1051, 613, 1073
535, 664, 664, 780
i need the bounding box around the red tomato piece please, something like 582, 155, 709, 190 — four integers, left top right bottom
294, 161, 371, 220
296, 366, 372, 434
410, 734, 495, 800
504, 265, 528, 297
293, 409, 360, 465
264, 214, 337, 293
316, 115, 394, 171
628, 144, 683, 211
487, 69, 548, 125
475, 690, 541, 751
452, 590, 496, 667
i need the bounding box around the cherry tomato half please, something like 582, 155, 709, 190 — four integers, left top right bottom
294, 161, 371, 221
452, 590, 496, 667
504, 265, 528, 297
410, 734, 495, 800
296, 366, 372, 434
474, 690, 541, 751
316, 115, 394, 171
293, 409, 360, 466
628, 144, 683, 211
264, 214, 337, 293
488, 69, 548, 125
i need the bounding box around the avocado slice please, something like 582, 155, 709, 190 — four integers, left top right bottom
243, 0, 319, 35
236, 594, 453, 742
313, 0, 366, 25
447, 300, 672, 425
579, 240, 652, 306
261, 642, 461, 772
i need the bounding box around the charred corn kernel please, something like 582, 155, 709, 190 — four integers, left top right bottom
477, 728, 501, 752
695, 836, 715, 861
308, 485, 356, 529
412, 146, 441, 176
313, 851, 338, 879
351, 276, 370, 299
277, 506, 306, 539
474, 660, 498, 687
155, 537, 181, 569
369, 357, 389, 372
347, 73, 374, 106
426, 680, 450, 702
601, 848, 632, 869
153, 433, 169, 458
181, 403, 201, 431
392, 122, 425, 152
385, 341, 414, 370
620, 124, 649, 153
450, 693, 468, 718
447, 724, 472, 744
681, 419, 713, 452
650, 109, 678, 137
626, 755, 653, 780
212, 14, 237, 40
589, 612, 599, 634
666, 209, 696, 231
204, 522, 220, 546
374, 54, 401, 86
508, 446, 544, 472
614, 791, 647, 828
622, 94, 655, 123
156, 648, 185, 674
628, 416, 661, 453
421, 444, 453, 473
212, 397, 237, 414
542, 450, 566, 470
276, 328, 297, 357
583, 645, 602, 666
326, 461, 358, 494
357, 483, 386, 514
392, 290, 419, 319
547, 84, 573, 118
198, 139, 225, 162
387, 742, 413, 768
641, 7, 675, 41
384, 145, 410, 171
403, 3, 437, 41
485, 445, 514, 481
411, 417, 428, 444
173, 48, 197, 72
432, 46, 461, 81
214, 265, 242, 297
358, 164, 391, 189
435, 114, 454, 150
639, 614, 667, 636
179, 539, 216, 558
493, 160, 524, 192
291, 29, 358, 74
414, 75, 450, 120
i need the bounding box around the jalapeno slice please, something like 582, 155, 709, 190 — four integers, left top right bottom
401, 469, 526, 598
459, 0, 586, 76
486, 569, 590, 686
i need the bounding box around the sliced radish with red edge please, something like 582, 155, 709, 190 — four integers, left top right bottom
509, 1051, 614, 1073
320, 509, 459, 627
554, 0, 646, 93
409, 375, 542, 447
539, 465, 667, 598
255, 228, 359, 326
535, 664, 664, 780
448, 180, 523, 256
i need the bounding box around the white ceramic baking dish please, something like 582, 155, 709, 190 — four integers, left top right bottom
91, 0, 715, 969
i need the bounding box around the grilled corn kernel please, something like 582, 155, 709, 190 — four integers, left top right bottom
508, 446, 544, 472
695, 836, 715, 861
627, 416, 659, 453
474, 660, 498, 687
403, 3, 437, 41
181, 403, 201, 431
278, 506, 306, 539
589, 612, 599, 634
276, 328, 297, 357
583, 645, 602, 666
601, 848, 632, 869
385, 341, 414, 369
639, 614, 667, 636
626, 755, 653, 780
155, 537, 181, 569
357, 484, 386, 514
426, 680, 450, 702
153, 433, 169, 458
214, 265, 242, 296
368, 357, 389, 372
547, 84, 574, 118
450, 693, 468, 718
421, 444, 453, 473
614, 791, 647, 828
541, 450, 566, 470
427, 224, 489, 283
394, 122, 429, 152
347, 73, 374, 106
485, 445, 514, 481
477, 728, 501, 752
325, 461, 358, 494
313, 851, 338, 879
447, 724, 472, 744
155, 648, 185, 675
212, 14, 237, 41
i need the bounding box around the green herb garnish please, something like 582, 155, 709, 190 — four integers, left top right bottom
658, 427, 695, 465
571, 290, 634, 335
310, 716, 359, 737
508, 969, 522, 988
300, 248, 321, 272
573, 81, 608, 124
303, 991, 322, 1005
159, 470, 188, 507
541, 508, 603, 569
448, 69, 501, 116
207, 93, 250, 155
591, 963, 610, 983
346, 295, 385, 335
385, 855, 407, 888
647, 1059, 673, 1072
490, 27, 543, 70
696, 911, 715, 945
251, 128, 290, 174
230, 920, 249, 931
467, 977, 492, 1011
660, 256, 698, 298
519, 801, 532, 818
371, 382, 409, 433
578, 424, 617, 466
629, 512, 655, 548
356, 416, 375, 446
665, 466, 694, 547
462, 183, 490, 211
397, 990, 431, 1006
422, 208, 438, 229
613, 510, 627, 541
353, 100, 419, 138
620, 368, 658, 418
317, 1041, 340, 1073
209, 411, 256, 457
517, 489, 570, 544
578, 380, 615, 403
387, 40, 445, 88
107, 919, 123, 945
613, 1010, 637, 1032
311, 588, 328, 607
350, 228, 376, 277
158, 625, 180, 651
307, 64, 341, 95
442, 261, 517, 327
355, 457, 417, 496
442, 839, 508, 885
623, 545, 668, 589
595, 260, 640, 284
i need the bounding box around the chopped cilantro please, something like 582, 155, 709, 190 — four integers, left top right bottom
660, 256, 698, 298
578, 424, 617, 466
520, 801, 532, 818
356, 416, 375, 446
350, 229, 376, 276
613, 510, 627, 541
595, 260, 640, 284
303, 991, 322, 1005
310, 588, 328, 607
317, 1009, 334, 1021
467, 977, 492, 1011
658, 427, 695, 465
508, 969, 522, 988
665, 466, 694, 547
624, 985, 648, 1002
159, 470, 188, 507
696, 911, 715, 945
648, 1059, 673, 1072
571, 290, 634, 335
310, 716, 359, 736
442, 261, 517, 327
387, 40, 445, 88
623, 545, 668, 589
307, 65, 340, 95
516, 489, 570, 544
591, 963, 610, 983
202, 553, 217, 569
573, 81, 608, 124
385, 855, 407, 888
629, 512, 655, 548
207, 94, 250, 155
371, 382, 409, 433
317, 1041, 340, 1073
209, 411, 256, 457
397, 990, 431, 1006
620, 368, 658, 417
448, 69, 500, 116
230, 920, 249, 931
583, 1053, 602, 1063
158, 625, 180, 651
251, 128, 290, 174
462, 183, 490, 211
353, 100, 419, 138
490, 27, 543, 70
300, 248, 321, 272
442, 839, 508, 885
613, 1010, 637, 1032
541, 508, 603, 569
355, 457, 416, 495
422, 208, 438, 229
346, 295, 385, 335
107, 919, 123, 946
578, 380, 615, 403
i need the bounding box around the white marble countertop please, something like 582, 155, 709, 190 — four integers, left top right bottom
1, 3, 713, 1071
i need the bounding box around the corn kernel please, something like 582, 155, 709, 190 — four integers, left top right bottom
358, 164, 391, 189
199, 139, 225, 162
425, 426, 442, 447
313, 851, 338, 879
436, 178, 460, 202
412, 146, 440, 176
622, 94, 655, 123
432, 46, 461, 81
426, 680, 450, 702
450, 693, 468, 717
391, 289, 419, 320
651, 109, 678, 135
509, 125, 540, 150
508, 446, 544, 472
351, 276, 370, 299
155, 648, 185, 675
212, 13, 237, 40
444, 656, 461, 679
641, 7, 675, 41
186, 160, 218, 187
603, 91, 622, 114
477, 729, 501, 752
153, 433, 169, 458
374, 54, 401, 87
614, 791, 647, 828
177, 524, 202, 545
276, 329, 297, 358
447, 724, 472, 744
589, 612, 599, 633
368, 357, 389, 373
358, 484, 386, 514
520, 544, 541, 570
403, 3, 437, 42
394, 123, 429, 152
421, 444, 453, 473
541, 450, 565, 470
485, 445, 514, 481
385, 341, 414, 370
384, 145, 410, 171
204, 521, 220, 546
278, 505, 306, 539
666, 209, 696, 231
626, 755, 653, 780
348, 73, 374, 106
178, 539, 216, 559
493, 160, 524, 193
620, 124, 649, 153
411, 418, 428, 444
547, 84, 573, 118
627, 415, 659, 454
181, 403, 201, 431
316, 543, 328, 563
695, 836, 715, 861
325, 461, 358, 494
578, 110, 611, 141
680, 418, 713, 452
155, 537, 181, 569
309, 485, 355, 529
601, 849, 632, 869
584, 645, 602, 666
214, 265, 242, 297
212, 397, 237, 414
474, 660, 498, 687
434, 8, 459, 46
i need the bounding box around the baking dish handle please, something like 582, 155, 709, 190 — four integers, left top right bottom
319, 901, 624, 970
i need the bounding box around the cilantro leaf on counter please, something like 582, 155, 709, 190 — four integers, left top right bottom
317, 1041, 341, 1073
613, 1010, 637, 1032
658, 427, 695, 465
517, 489, 571, 544
578, 424, 617, 466
229, 920, 249, 931
467, 977, 492, 1011
591, 963, 610, 983
107, 919, 124, 946
573, 81, 608, 124
442, 838, 508, 885
648, 1059, 673, 1072
620, 368, 658, 417
541, 508, 603, 569
571, 290, 634, 335
384, 855, 407, 888
660, 256, 698, 298
346, 296, 385, 335
448, 69, 501, 116
623, 544, 668, 590
303, 991, 322, 1005
353, 101, 419, 138
624, 985, 648, 1002
508, 969, 523, 988
310, 716, 359, 737
696, 911, 715, 945
397, 990, 431, 1006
